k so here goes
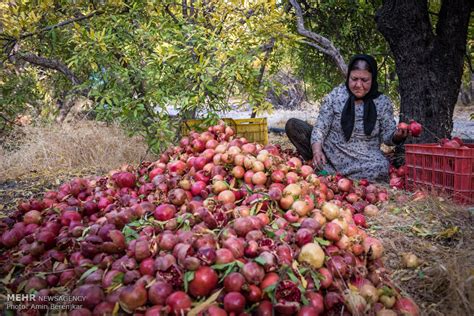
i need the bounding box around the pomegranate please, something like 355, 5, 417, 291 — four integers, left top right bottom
224, 272, 246, 292
188, 266, 218, 297
224, 292, 246, 314
166, 291, 192, 314
408, 120, 422, 137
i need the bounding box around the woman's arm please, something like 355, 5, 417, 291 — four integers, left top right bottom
311, 93, 335, 145
311, 91, 335, 168
378, 96, 407, 146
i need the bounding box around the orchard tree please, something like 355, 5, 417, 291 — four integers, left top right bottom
376, 0, 472, 142
0, 0, 294, 151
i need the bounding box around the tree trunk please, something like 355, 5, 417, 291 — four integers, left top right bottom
376, 0, 471, 143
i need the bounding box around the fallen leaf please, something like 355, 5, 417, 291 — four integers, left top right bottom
188, 288, 223, 316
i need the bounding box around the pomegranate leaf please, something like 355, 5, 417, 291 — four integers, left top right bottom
184, 271, 195, 293
263, 283, 277, 303
287, 270, 299, 284
176, 213, 192, 230
254, 256, 266, 266
127, 220, 142, 227
300, 292, 309, 305
263, 227, 276, 238
122, 226, 139, 242
111, 272, 124, 286
380, 285, 395, 296
17, 279, 28, 292
78, 265, 98, 282
310, 270, 322, 291
298, 267, 309, 275
113, 302, 120, 315
187, 288, 223, 316
314, 237, 330, 246
278, 232, 287, 242
211, 262, 237, 270
0, 266, 15, 285
212, 261, 243, 280
249, 204, 257, 216
52, 261, 61, 271
77, 226, 91, 241
244, 184, 254, 195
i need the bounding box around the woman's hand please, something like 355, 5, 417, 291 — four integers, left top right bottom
392, 127, 409, 144
311, 143, 327, 170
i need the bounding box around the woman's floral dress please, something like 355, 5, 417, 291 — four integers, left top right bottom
311, 84, 397, 181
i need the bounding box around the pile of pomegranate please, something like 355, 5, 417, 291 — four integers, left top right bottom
0, 122, 420, 316
389, 165, 406, 190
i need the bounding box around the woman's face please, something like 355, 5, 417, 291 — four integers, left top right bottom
348, 69, 372, 99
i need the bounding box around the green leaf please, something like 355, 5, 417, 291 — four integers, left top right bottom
184, 271, 195, 293
122, 226, 140, 242
211, 262, 236, 270
263, 228, 276, 238
79, 266, 98, 283
314, 237, 330, 246
127, 220, 142, 227
300, 292, 309, 305
222, 264, 236, 280
254, 256, 266, 266
310, 271, 322, 290
112, 272, 124, 285
263, 283, 277, 303
288, 270, 299, 284
298, 267, 309, 275
263, 283, 277, 294
380, 286, 395, 296
77, 226, 91, 241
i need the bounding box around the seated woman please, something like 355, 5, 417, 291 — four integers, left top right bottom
285, 54, 408, 182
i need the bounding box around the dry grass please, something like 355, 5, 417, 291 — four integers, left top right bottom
372, 192, 474, 315
0, 121, 157, 180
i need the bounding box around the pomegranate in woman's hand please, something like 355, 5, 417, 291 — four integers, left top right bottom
397, 122, 409, 130
408, 120, 422, 137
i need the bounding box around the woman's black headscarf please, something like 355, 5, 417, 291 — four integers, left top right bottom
340, 54, 381, 142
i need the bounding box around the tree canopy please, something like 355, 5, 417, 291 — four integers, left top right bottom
1, 0, 472, 151
0, 0, 295, 151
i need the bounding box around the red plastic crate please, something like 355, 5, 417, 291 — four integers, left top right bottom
405, 143, 474, 204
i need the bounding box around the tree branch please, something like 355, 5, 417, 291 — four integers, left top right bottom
251, 38, 275, 118
182, 0, 188, 18
0, 112, 19, 126
18, 52, 82, 85
19, 11, 103, 40
289, 0, 347, 76
190, 0, 196, 18
164, 4, 180, 24
301, 40, 332, 56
